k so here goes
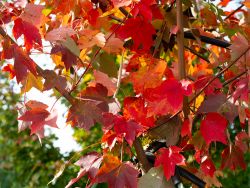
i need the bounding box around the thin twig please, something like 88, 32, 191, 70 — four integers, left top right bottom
224, 4, 244, 20
184, 45, 210, 63
223, 71, 247, 87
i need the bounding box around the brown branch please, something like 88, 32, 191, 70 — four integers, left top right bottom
119, 7, 132, 18
0, 27, 75, 104
177, 0, 189, 118
133, 138, 152, 172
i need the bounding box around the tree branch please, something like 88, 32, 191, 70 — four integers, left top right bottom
177, 0, 189, 118
133, 138, 152, 172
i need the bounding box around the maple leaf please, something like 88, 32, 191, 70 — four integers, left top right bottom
101, 113, 143, 146
200, 112, 228, 145
1, 41, 37, 83
144, 79, 183, 116
230, 33, 249, 60
123, 97, 155, 128
25, 100, 49, 109
180, 79, 193, 96
201, 157, 216, 177
115, 17, 155, 52
78, 30, 106, 49
148, 115, 182, 146
42, 70, 69, 94
154, 146, 185, 180
45, 26, 76, 42
235, 131, 249, 153
21, 72, 43, 93
181, 118, 192, 138
2, 64, 15, 79
194, 75, 222, 95
127, 58, 166, 93
66, 152, 103, 188
94, 155, 139, 188
13, 46, 37, 83
79, 84, 118, 113
92, 70, 117, 96
232, 77, 249, 103
13, 18, 42, 51
20, 3, 45, 27
197, 94, 227, 114
102, 130, 118, 149
220, 145, 247, 171
86, 8, 100, 26
18, 100, 58, 136
51, 45, 77, 70
200, 7, 217, 26
66, 100, 103, 130
131, 0, 155, 20
103, 34, 124, 54
113, 116, 143, 146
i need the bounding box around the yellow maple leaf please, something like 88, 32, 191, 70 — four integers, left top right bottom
21, 72, 43, 93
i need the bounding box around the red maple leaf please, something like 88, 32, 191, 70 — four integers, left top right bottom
232, 77, 249, 103
220, 145, 247, 171
127, 57, 167, 93
102, 130, 117, 149
131, 0, 155, 20
66, 100, 103, 130
113, 116, 143, 146
154, 146, 185, 180
102, 113, 143, 146
2, 64, 15, 79
144, 79, 183, 116
1, 44, 37, 83
235, 131, 249, 153
181, 118, 192, 138
201, 157, 216, 177
115, 17, 155, 52
14, 47, 37, 83
94, 155, 139, 188
66, 152, 103, 188
18, 100, 58, 137
51, 45, 77, 70
13, 18, 42, 51
200, 112, 228, 145
123, 97, 155, 128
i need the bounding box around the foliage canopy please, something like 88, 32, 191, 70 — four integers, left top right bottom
0, 0, 250, 187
